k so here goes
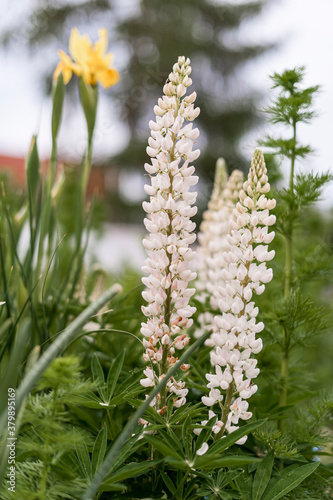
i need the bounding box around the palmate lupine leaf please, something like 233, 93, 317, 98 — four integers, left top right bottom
81, 330, 211, 500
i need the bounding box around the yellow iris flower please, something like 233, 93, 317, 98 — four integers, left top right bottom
53, 28, 119, 88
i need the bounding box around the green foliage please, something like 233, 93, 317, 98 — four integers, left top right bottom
1, 46, 333, 500
1, 356, 94, 499
254, 66, 333, 495
266, 67, 319, 126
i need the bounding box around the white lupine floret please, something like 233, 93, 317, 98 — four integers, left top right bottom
197, 148, 276, 448
140, 56, 200, 414
196, 161, 244, 338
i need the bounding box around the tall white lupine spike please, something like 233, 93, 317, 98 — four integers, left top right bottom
140, 56, 200, 415
195, 161, 244, 338
197, 149, 276, 451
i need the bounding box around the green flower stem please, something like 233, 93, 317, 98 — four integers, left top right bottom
81, 330, 211, 500
279, 120, 296, 434
158, 133, 176, 411
36, 70, 64, 302
75, 129, 93, 253
218, 381, 235, 438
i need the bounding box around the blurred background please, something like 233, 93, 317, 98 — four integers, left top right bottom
0, 0, 332, 270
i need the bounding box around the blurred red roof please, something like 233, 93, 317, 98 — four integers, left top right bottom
0, 154, 114, 195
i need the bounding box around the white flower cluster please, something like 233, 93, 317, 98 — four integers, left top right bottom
196, 163, 244, 338
140, 56, 200, 412
199, 148, 276, 446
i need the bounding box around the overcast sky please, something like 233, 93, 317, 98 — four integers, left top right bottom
0, 0, 332, 207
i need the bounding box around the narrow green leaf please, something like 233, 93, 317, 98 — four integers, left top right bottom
208, 419, 266, 456
108, 435, 143, 474
103, 460, 162, 484
169, 402, 202, 424
262, 462, 320, 500
0, 318, 13, 346
194, 455, 260, 470
92, 425, 107, 475
75, 432, 92, 479
127, 398, 165, 425
109, 387, 144, 406
164, 457, 191, 471
252, 451, 274, 500
98, 482, 125, 492
182, 415, 193, 459
144, 435, 183, 460
160, 429, 184, 457
0, 319, 30, 415
107, 350, 125, 401
235, 470, 252, 500
160, 471, 177, 495
91, 354, 106, 399
52, 73, 65, 142
26, 135, 40, 215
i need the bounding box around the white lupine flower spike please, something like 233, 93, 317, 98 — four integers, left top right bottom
140, 56, 200, 415
196, 159, 244, 338
198, 148, 276, 447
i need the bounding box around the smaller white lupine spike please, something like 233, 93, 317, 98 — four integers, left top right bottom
195, 164, 244, 338
140, 56, 200, 416
196, 148, 276, 452
208, 158, 229, 211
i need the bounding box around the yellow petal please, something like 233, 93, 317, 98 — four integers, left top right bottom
57, 49, 73, 66
68, 28, 80, 60
97, 68, 120, 88
62, 65, 73, 85
69, 27, 91, 66
82, 67, 94, 86
53, 61, 72, 84
95, 28, 108, 56
71, 63, 83, 77
53, 61, 63, 81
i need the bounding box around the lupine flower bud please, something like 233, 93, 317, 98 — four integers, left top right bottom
197, 148, 276, 451
140, 56, 200, 414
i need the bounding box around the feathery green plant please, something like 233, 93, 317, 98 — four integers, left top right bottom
259, 67, 333, 451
